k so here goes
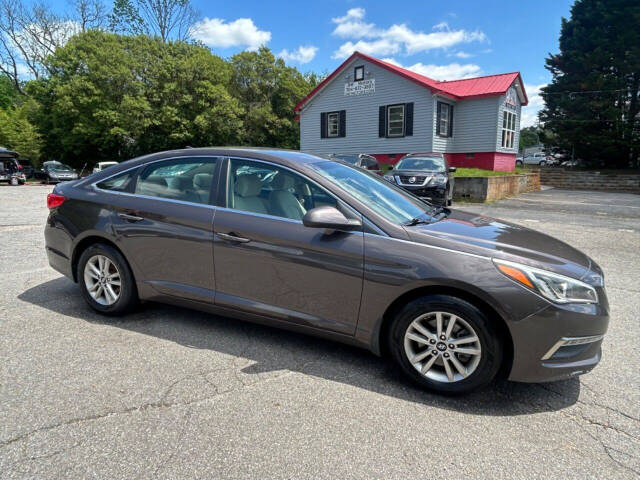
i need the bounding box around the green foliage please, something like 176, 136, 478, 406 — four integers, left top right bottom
229, 47, 319, 150
29, 31, 245, 167
26, 32, 319, 168
0, 75, 20, 110
0, 98, 43, 161
540, 0, 640, 168
518, 127, 540, 151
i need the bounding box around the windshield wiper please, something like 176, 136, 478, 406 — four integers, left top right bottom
403, 206, 447, 226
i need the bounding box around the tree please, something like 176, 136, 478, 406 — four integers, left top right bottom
0, 97, 43, 160
229, 47, 320, 149
29, 30, 244, 167
518, 126, 540, 151
109, 0, 196, 42
0, 73, 19, 109
540, 0, 640, 168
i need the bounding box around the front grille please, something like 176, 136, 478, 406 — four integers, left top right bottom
397, 175, 429, 187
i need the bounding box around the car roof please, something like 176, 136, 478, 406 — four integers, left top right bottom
0, 147, 18, 158
120, 148, 329, 170
402, 152, 444, 158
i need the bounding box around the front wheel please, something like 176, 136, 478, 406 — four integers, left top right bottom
77, 243, 138, 316
516, 160, 523, 167
388, 295, 502, 395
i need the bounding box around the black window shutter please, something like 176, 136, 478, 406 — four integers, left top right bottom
320, 112, 327, 138
405, 103, 414, 136
379, 106, 386, 137
436, 102, 442, 136
448, 105, 454, 137
339, 110, 346, 137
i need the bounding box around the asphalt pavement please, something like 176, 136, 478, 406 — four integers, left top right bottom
1, 184, 638, 479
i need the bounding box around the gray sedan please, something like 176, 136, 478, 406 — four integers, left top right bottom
44, 148, 608, 394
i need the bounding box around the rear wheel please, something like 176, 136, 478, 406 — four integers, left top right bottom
388, 295, 502, 394
77, 243, 138, 316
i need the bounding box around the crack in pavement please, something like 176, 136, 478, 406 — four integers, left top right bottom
0, 367, 297, 454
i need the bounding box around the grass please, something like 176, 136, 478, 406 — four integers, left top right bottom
452, 167, 526, 177
380, 164, 526, 177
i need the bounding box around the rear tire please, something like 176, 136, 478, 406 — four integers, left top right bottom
388, 295, 502, 395
77, 243, 138, 316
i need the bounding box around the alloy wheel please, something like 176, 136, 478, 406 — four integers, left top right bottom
403, 311, 482, 383
83, 254, 121, 306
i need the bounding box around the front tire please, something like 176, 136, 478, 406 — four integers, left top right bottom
77, 243, 138, 316
388, 295, 502, 394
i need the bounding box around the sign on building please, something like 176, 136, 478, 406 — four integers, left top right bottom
344, 79, 375, 96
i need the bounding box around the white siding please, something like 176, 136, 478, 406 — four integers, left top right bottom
431, 96, 456, 153
450, 97, 501, 153
300, 59, 433, 155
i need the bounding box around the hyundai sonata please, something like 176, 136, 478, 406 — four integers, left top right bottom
44, 148, 609, 394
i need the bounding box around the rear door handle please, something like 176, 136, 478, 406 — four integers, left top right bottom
118, 212, 144, 222
216, 232, 251, 243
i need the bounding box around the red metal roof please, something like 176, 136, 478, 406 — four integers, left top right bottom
294, 52, 528, 112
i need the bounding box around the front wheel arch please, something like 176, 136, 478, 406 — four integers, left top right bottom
376, 285, 514, 379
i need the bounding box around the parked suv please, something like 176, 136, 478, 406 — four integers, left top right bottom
0, 148, 26, 185
384, 153, 455, 206
328, 154, 382, 175
518, 152, 552, 166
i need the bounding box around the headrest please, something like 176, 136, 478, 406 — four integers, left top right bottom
271, 172, 295, 190
235, 174, 262, 197
145, 175, 168, 187
167, 176, 191, 191
193, 173, 212, 189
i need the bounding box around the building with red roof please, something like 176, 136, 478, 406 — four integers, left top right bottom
296, 51, 528, 171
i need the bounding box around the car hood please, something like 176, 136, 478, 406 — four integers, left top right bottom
393, 170, 446, 177
405, 209, 595, 281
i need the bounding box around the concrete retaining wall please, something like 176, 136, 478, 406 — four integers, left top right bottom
453, 172, 540, 202
540, 169, 640, 192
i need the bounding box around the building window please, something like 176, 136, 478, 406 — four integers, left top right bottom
354, 65, 364, 81
437, 101, 453, 137
387, 104, 405, 137
501, 111, 517, 149
327, 112, 340, 137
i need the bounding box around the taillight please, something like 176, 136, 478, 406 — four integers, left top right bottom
47, 193, 66, 209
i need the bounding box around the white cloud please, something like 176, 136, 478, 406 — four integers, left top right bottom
521, 83, 546, 127
331, 7, 377, 39
190, 18, 271, 50
331, 8, 487, 58
332, 38, 400, 59
452, 51, 473, 59
379, 58, 482, 81
277, 45, 318, 64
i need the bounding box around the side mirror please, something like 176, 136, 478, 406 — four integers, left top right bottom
387, 165, 393, 170
448, 167, 457, 173
302, 206, 362, 232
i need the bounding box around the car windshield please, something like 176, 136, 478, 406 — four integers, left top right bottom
308, 160, 436, 224
48, 163, 73, 171
396, 156, 445, 172
333, 155, 360, 165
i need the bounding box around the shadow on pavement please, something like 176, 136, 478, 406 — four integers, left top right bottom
19, 277, 580, 416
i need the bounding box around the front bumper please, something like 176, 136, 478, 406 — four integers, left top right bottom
507, 292, 609, 382
399, 185, 448, 204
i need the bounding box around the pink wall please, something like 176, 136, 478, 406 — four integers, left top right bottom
369, 152, 516, 171
445, 152, 516, 172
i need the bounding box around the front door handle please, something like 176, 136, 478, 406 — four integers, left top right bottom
118, 212, 144, 222
216, 232, 251, 243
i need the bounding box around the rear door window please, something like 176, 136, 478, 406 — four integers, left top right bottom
135, 157, 218, 205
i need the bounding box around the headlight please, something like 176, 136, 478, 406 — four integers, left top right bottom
383, 174, 395, 183
431, 175, 447, 185
493, 259, 598, 304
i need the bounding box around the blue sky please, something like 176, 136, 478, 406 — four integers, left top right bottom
46, 0, 575, 126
